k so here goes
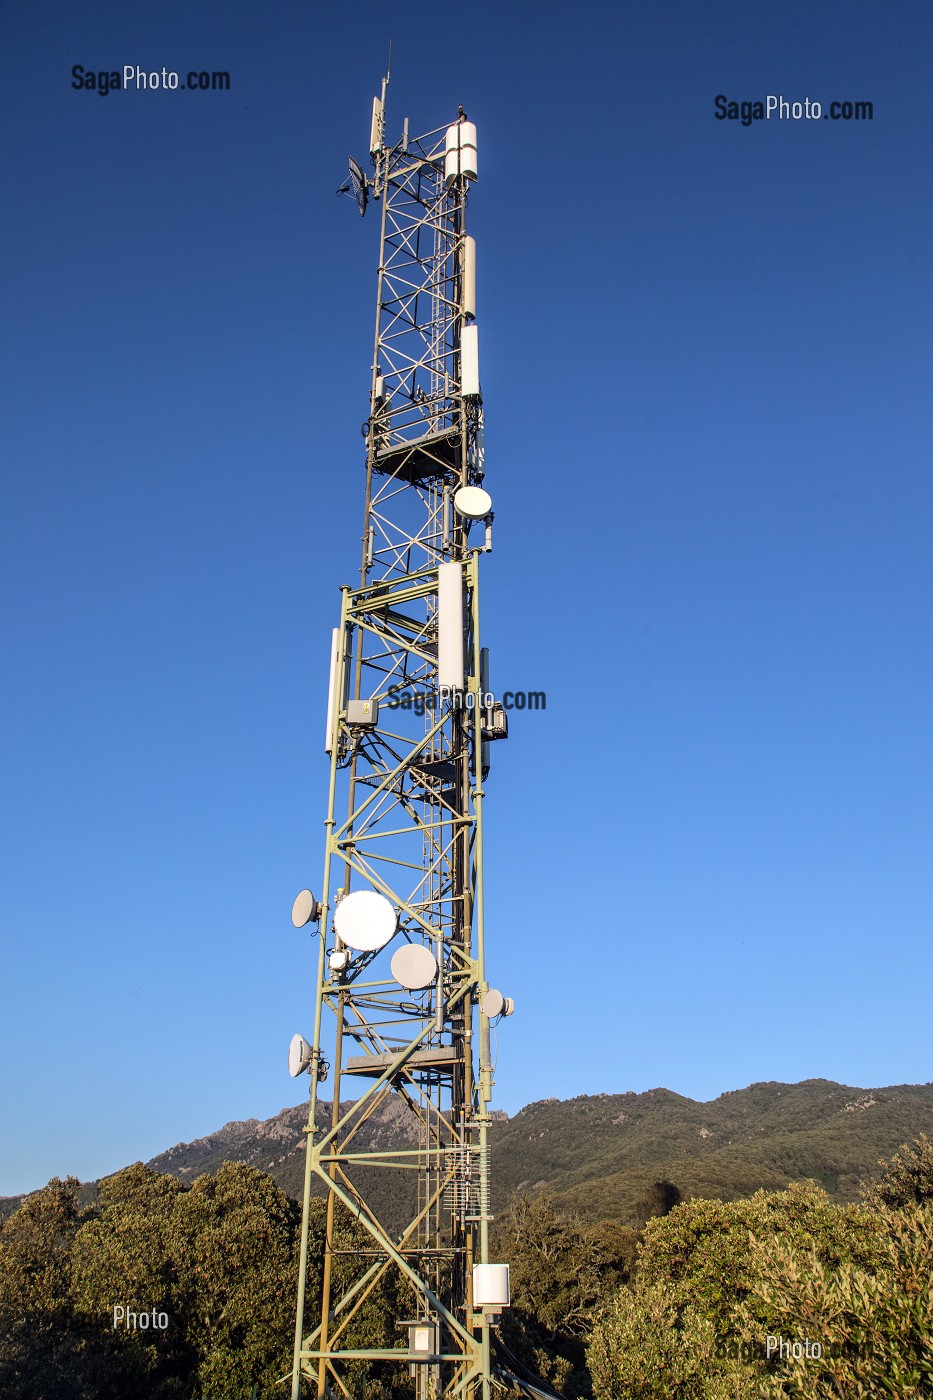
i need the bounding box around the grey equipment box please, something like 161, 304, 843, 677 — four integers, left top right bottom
347, 698, 379, 727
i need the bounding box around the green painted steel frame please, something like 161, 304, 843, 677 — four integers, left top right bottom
291, 102, 498, 1400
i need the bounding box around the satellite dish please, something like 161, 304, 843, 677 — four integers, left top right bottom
333, 889, 397, 952
288, 1033, 313, 1078
391, 943, 438, 991
453, 485, 492, 520
481, 988, 515, 1018
291, 889, 320, 928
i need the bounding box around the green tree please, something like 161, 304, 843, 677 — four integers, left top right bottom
70, 1163, 192, 1397
0, 1176, 81, 1315
735, 1203, 933, 1397
0, 1176, 154, 1400
171, 1161, 302, 1398
493, 1194, 637, 1397
0, 1162, 307, 1399
588, 1182, 887, 1399
863, 1134, 933, 1211
587, 1282, 750, 1400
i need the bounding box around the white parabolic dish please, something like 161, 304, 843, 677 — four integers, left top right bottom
482, 988, 505, 1018
391, 943, 438, 990
453, 485, 492, 520
291, 889, 319, 928
334, 889, 397, 952
288, 1033, 312, 1078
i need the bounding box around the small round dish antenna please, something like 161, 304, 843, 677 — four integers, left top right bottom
288, 1033, 313, 1078
391, 943, 438, 991
481, 988, 515, 1018
333, 889, 397, 952
454, 485, 492, 520
291, 889, 320, 928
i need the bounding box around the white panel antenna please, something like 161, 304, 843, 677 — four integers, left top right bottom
370, 96, 385, 155
437, 561, 465, 690
460, 324, 481, 399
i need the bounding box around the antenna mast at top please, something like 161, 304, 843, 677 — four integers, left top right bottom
289, 84, 514, 1400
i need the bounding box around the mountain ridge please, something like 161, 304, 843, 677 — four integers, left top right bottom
3, 1077, 931, 1226
490, 1077, 933, 1217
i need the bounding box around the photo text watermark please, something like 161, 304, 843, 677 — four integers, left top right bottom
72, 65, 230, 95
714, 94, 873, 126
385, 687, 546, 716
113, 1305, 170, 1330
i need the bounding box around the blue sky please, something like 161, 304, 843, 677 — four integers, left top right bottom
2, 0, 931, 1196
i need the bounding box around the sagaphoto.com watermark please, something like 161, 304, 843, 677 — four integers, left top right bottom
71, 64, 230, 95
714, 93, 873, 126
385, 687, 546, 716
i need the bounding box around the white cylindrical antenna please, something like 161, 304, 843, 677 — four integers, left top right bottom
460, 324, 480, 399
442, 484, 451, 551
461, 236, 476, 319
473, 1264, 510, 1310
366, 524, 375, 569
445, 121, 478, 183
437, 561, 464, 691
402, 116, 409, 152
324, 627, 340, 754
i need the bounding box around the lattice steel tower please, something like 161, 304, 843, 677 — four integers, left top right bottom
289, 80, 512, 1400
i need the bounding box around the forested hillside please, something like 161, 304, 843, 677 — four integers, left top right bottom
2, 1136, 932, 1398
491, 1078, 933, 1219
4, 1078, 931, 1231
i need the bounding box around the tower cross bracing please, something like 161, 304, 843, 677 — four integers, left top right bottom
290, 94, 507, 1400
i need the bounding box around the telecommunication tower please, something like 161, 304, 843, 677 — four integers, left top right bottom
288, 78, 515, 1400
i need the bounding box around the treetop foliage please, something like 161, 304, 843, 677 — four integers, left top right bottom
863, 1132, 933, 1211
0, 1162, 301, 1400
4, 1131, 933, 1398
587, 1138, 933, 1399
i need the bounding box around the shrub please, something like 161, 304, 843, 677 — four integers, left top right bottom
863, 1134, 933, 1211
588, 1183, 887, 1399
735, 1203, 933, 1398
